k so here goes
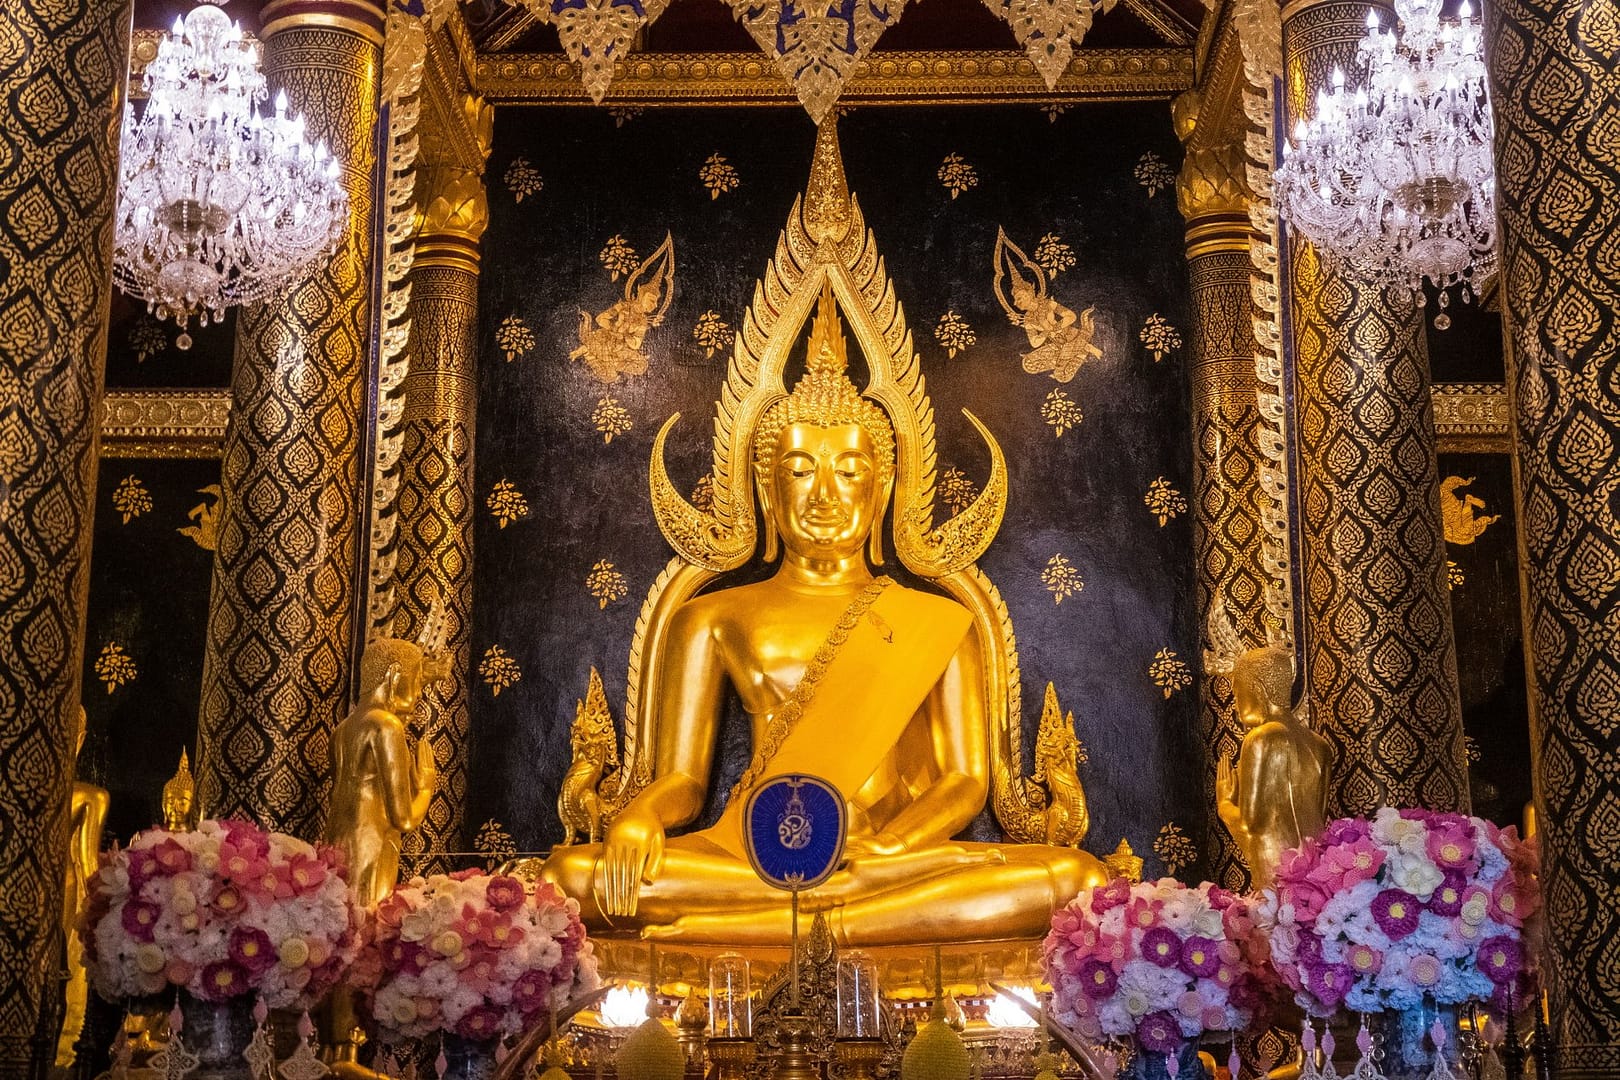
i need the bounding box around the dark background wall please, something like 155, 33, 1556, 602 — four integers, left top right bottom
469, 103, 1213, 879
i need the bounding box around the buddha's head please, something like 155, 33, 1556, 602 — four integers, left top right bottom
753, 289, 895, 566
360, 637, 450, 714
1230, 645, 1294, 730
161, 750, 195, 831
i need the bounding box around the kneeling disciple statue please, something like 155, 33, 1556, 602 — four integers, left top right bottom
544, 121, 1108, 946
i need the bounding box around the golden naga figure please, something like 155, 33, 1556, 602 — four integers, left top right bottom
1205, 602, 1331, 888
544, 121, 1106, 946
559, 668, 619, 846
324, 609, 449, 905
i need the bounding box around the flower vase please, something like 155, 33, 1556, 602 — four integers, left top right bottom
1371, 1000, 1461, 1080
1121, 1038, 1202, 1080
440, 1034, 501, 1080
178, 992, 258, 1080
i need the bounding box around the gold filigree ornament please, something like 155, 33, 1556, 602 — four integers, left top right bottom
982, 0, 1121, 89
1153, 822, 1197, 874
487, 479, 530, 528
1033, 232, 1076, 277
599, 234, 638, 280
496, 314, 535, 363
1134, 151, 1176, 197
505, 157, 544, 202
994, 228, 1102, 383
1138, 312, 1182, 361
589, 119, 1074, 845
1041, 554, 1083, 603
938, 465, 979, 516
1147, 648, 1192, 698
514, 0, 671, 104
592, 396, 633, 443
937, 153, 979, 198
479, 645, 522, 696
474, 818, 519, 864
1143, 476, 1186, 525
1041, 388, 1083, 436
571, 233, 675, 383
585, 559, 629, 608
1446, 560, 1465, 590
934, 310, 975, 357
730, 2, 911, 124
692, 310, 733, 358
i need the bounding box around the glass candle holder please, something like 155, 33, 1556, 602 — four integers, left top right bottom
836, 950, 881, 1039
709, 953, 752, 1038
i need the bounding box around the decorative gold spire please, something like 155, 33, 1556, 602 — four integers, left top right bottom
804, 119, 853, 250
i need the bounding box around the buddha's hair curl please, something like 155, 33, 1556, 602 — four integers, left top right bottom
1234, 645, 1294, 709
359, 637, 426, 697
752, 341, 896, 486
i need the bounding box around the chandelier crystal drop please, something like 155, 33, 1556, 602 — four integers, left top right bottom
113, 2, 348, 348
1273, 0, 1496, 328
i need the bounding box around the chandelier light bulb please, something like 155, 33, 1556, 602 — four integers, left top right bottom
114, 1, 349, 347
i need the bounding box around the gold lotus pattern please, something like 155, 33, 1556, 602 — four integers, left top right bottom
1042, 554, 1084, 603
1134, 152, 1176, 196
585, 559, 628, 609
1139, 313, 1182, 362
699, 153, 740, 199
474, 818, 518, 865
495, 315, 534, 363
129, 317, 167, 363
1144, 477, 1187, 526
938, 466, 979, 517
592, 397, 632, 443
1148, 649, 1191, 698
938, 153, 979, 198
934, 310, 976, 357
94, 643, 137, 693
692, 310, 733, 358
598, 234, 638, 280
1034, 232, 1077, 277
1154, 822, 1197, 874
1042, 388, 1084, 436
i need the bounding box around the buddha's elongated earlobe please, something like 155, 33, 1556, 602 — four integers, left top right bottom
868, 476, 894, 566
758, 479, 780, 563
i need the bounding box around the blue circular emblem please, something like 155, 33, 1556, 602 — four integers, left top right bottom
742, 774, 846, 890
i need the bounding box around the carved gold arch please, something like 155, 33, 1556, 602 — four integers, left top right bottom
602, 120, 1072, 846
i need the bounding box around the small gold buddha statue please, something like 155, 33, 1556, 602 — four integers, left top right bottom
161, 749, 197, 832
324, 625, 448, 906
58, 707, 108, 1068
544, 257, 1107, 944
1212, 643, 1331, 889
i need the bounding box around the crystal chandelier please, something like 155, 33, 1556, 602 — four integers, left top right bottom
114, 1, 348, 348
1273, 0, 1496, 328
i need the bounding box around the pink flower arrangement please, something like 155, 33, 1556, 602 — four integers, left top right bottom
1045, 878, 1266, 1051
353, 869, 599, 1042
80, 820, 359, 1010
1257, 808, 1541, 1016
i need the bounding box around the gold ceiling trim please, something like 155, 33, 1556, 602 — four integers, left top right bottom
101, 390, 231, 459
1432, 381, 1511, 453
476, 49, 1194, 104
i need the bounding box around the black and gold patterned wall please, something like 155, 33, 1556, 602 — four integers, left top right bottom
469, 104, 1210, 878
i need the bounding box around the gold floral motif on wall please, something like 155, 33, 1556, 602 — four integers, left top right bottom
1154, 822, 1197, 874
938, 153, 979, 198
609, 107, 644, 127
111, 475, 152, 523
938, 466, 979, 516
129, 317, 167, 363
178, 484, 222, 550
1041, 103, 1070, 123
487, 479, 530, 529
994, 227, 1102, 383
1440, 476, 1501, 545
1042, 389, 1084, 436
699, 153, 740, 199
474, 818, 518, 865
479, 645, 522, 696
585, 559, 628, 609
505, 157, 543, 202
495, 315, 534, 363
598, 234, 639, 281
1034, 233, 1077, 277
1148, 648, 1192, 697
571, 233, 675, 383
692, 310, 733, 358
1134, 152, 1175, 197
1447, 560, 1465, 590
1139, 313, 1182, 362
94, 642, 137, 693
592, 397, 632, 443
934, 310, 975, 357
1042, 554, 1084, 604
1144, 477, 1187, 526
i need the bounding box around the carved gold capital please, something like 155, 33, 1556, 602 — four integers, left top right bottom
260, 0, 386, 46
414, 165, 487, 270
1178, 141, 1253, 255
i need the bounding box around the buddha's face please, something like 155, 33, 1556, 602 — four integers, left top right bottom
162, 789, 193, 824
386, 659, 426, 713
770, 421, 883, 562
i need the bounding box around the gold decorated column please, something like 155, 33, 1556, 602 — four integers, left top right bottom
1281, 0, 1468, 814
0, 0, 130, 1069
1175, 114, 1270, 891
393, 157, 487, 872
196, 0, 383, 835
1485, 0, 1620, 1067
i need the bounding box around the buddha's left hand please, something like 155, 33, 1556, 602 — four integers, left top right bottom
842, 831, 906, 860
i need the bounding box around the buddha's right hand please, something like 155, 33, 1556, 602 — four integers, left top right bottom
601, 809, 666, 917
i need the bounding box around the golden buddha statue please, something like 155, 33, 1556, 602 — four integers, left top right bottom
161, 749, 197, 832
544, 121, 1106, 947
58, 707, 108, 1068
324, 616, 449, 906
1206, 614, 1331, 889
